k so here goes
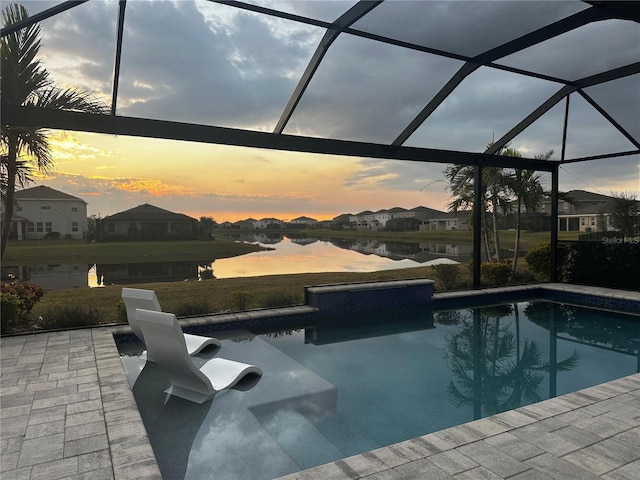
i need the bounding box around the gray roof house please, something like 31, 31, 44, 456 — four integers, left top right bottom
101, 204, 198, 240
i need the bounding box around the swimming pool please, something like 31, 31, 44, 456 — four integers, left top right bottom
118, 299, 640, 480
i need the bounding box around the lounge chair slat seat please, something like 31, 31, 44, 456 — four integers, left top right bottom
135, 308, 262, 403
121, 287, 221, 360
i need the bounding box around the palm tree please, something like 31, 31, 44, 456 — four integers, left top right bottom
444, 163, 491, 261
483, 165, 511, 262
505, 150, 554, 274
444, 146, 512, 263
1, 3, 108, 259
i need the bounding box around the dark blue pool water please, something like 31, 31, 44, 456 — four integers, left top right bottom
119, 300, 640, 480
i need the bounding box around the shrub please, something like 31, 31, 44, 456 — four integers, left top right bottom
39, 305, 102, 330
524, 242, 570, 280
198, 268, 214, 280
1, 292, 21, 332
174, 301, 210, 317
1, 281, 45, 319
432, 263, 459, 290
260, 290, 300, 308
562, 241, 639, 290
115, 300, 127, 323
480, 262, 511, 286
230, 290, 252, 311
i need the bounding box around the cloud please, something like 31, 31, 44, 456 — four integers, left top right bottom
112, 1, 322, 130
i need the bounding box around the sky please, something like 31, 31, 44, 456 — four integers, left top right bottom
9, 0, 640, 222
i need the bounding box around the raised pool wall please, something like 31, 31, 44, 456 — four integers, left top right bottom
305, 279, 436, 316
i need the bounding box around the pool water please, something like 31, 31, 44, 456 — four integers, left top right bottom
118, 300, 640, 480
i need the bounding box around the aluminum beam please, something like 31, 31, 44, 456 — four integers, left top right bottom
392, 6, 614, 147
0, 1, 88, 37
485, 63, 640, 156
273, 1, 382, 134
1, 104, 558, 171
111, 1, 127, 116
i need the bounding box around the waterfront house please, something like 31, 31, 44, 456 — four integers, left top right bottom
101, 204, 198, 241
0, 185, 88, 240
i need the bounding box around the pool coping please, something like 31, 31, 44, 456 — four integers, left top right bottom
1, 283, 639, 479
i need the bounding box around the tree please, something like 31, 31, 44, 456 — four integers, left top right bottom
1, 3, 108, 259
444, 164, 494, 261
444, 144, 512, 263
484, 165, 511, 262
198, 216, 216, 237
608, 191, 639, 236
506, 150, 552, 274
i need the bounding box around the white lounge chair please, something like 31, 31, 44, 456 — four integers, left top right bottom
134, 308, 263, 403
121, 287, 221, 361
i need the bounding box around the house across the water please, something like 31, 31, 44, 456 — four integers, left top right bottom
100, 204, 198, 241
0, 185, 88, 240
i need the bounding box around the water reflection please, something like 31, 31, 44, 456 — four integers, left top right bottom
439, 304, 582, 419
1, 264, 90, 289
3, 234, 469, 289
93, 261, 207, 286
211, 235, 466, 278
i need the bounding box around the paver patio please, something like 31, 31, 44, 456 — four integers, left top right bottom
2, 285, 639, 479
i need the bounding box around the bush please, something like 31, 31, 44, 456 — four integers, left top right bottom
562, 241, 639, 290
1, 292, 21, 332
229, 290, 252, 311
174, 301, 210, 317
115, 300, 127, 323
260, 290, 300, 308
432, 263, 460, 290
524, 242, 570, 280
524, 241, 638, 289
480, 262, 511, 286
39, 305, 103, 330
1, 281, 45, 319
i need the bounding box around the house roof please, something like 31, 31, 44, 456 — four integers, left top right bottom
410, 206, 447, 216
562, 190, 618, 203
106, 204, 196, 222
15, 185, 86, 203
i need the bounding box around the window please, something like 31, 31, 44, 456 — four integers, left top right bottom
27, 222, 35, 233
71, 207, 78, 212
72, 222, 79, 232
36, 222, 43, 233
16, 206, 22, 212
41, 205, 50, 210
45, 222, 52, 233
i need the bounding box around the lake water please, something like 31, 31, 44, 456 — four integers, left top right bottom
2, 234, 471, 289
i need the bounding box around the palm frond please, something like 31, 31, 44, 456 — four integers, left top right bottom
28, 86, 109, 115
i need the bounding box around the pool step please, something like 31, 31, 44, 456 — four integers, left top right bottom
254, 405, 381, 471
256, 408, 345, 470
310, 410, 380, 457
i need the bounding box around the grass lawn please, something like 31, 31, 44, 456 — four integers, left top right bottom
28, 265, 451, 329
